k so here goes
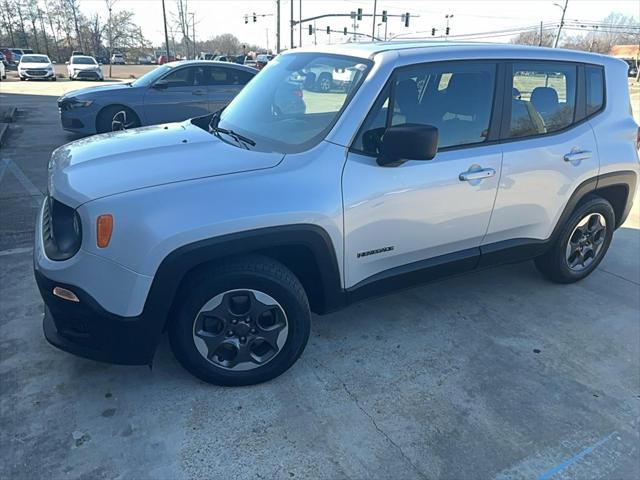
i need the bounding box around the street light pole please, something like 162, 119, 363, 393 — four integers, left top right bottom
190, 12, 195, 59
276, 0, 281, 53
107, 1, 113, 78
290, 1, 294, 48
553, 0, 568, 48
299, 0, 302, 48
371, 0, 377, 41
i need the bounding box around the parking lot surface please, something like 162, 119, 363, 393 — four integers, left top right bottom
1, 80, 639, 479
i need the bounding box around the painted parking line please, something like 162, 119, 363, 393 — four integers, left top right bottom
0, 158, 44, 207
0, 246, 33, 257
537, 431, 617, 480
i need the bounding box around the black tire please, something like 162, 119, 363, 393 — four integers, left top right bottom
316, 72, 332, 92
534, 195, 615, 283
96, 105, 140, 133
169, 255, 311, 386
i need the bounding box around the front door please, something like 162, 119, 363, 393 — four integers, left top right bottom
143, 65, 210, 124
343, 61, 503, 288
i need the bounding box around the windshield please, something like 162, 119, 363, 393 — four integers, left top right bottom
218, 53, 372, 153
72, 56, 97, 65
21, 55, 49, 63
130, 64, 173, 87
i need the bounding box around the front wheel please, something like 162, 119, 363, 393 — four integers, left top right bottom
169, 255, 311, 386
534, 196, 615, 283
96, 105, 140, 133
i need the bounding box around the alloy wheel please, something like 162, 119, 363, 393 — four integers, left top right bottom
192, 289, 289, 371
111, 110, 137, 131
565, 213, 607, 271
318, 77, 331, 92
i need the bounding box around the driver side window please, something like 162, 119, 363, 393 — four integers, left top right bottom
352, 62, 497, 155
161, 67, 195, 87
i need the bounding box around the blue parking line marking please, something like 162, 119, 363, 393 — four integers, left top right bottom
537, 431, 617, 480
0, 158, 44, 207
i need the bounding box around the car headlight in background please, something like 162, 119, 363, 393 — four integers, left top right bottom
65, 98, 94, 109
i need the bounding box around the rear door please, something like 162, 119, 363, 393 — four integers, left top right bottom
142, 65, 210, 124
483, 61, 600, 247
205, 66, 254, 112
342, 61, 504, 288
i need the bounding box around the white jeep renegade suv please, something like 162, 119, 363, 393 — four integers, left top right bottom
35, 42, 639, 386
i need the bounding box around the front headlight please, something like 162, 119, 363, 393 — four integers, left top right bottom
66, 98, 94, 109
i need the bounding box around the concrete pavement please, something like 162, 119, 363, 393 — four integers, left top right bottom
1, 81, 639, 480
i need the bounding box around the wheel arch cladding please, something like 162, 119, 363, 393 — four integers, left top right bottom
144, 224, 344, 340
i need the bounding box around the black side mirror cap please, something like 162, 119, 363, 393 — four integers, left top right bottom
378, 124, 439, 166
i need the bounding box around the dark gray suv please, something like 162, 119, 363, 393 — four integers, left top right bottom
57, 60, 257, 134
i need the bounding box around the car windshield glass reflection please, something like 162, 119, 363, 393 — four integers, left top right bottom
21, 55, 49, 63
218, 53, 372, 153
130, 65, 174, 87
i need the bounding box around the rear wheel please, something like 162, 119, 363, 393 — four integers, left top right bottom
534, 196, 615, 283
169, 255, 311, 386
96, 105, 140, 133
316, 72, 332, 92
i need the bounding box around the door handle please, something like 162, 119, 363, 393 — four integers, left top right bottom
459, 167, 496, 182
564, 150, 592, 163
192, 89, 206, 96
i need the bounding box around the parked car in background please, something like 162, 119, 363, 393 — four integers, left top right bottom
22, 48, 34, 54
0, 57, 5, 80
67, 55, 103, 81
255, 54, 273, 70
627, 62, 638, 77
11, 48, 25, 63
157, 54, 176, 65
56, 60, 257, 134
244, 59, 257, 68
138, 55, 154, 65
198, 52, 215, 60
18, 54, 56, 81
111, 53, 125, 64
36, 44, 639, 386
0, 48, 14, 64
71, 50, 84, 57
214, 55, 233, 62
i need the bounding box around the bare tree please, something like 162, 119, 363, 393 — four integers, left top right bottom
511, 29, 555, 48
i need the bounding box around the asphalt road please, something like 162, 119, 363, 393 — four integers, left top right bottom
1, 81, 639, 480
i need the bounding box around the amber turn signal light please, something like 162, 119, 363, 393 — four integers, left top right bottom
96, 214, 113, 248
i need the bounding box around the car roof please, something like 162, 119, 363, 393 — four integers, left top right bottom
71, 55, 96, 60
164, 59, 258, 72
286, 41, 620, 67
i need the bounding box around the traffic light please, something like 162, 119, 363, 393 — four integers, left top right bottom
382, 10, 387, 22
253, 12, 257, 22
309, 24, 313, 35
404, 12, 410, 27
244, 15, 248, 24
343, 27, 347, 35
446, 27, 450, 35
357, 8, 362, 21
432, 28, 436, 36
326, 26, 330, 34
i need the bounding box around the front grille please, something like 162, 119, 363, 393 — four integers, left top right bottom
26, 69, 47, 76
42, 196, 82, 261
76, 71, 99, 79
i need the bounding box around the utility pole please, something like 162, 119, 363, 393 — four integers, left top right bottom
162, 0, 170, 60
371, 0, 377, 41
190, 12, 195, 59
290, 0, 294, 48
107, 1, 113, 78
276, 0, 281, 53
539, 21, 543, 46
553, 0, 568, 48
314, 20, 317, 45
299, 0, 302, 48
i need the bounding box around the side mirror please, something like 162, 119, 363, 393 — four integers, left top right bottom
98, 62, 103, 66
378, 124, 439, 166
65, 61, 69, 65
52, 61, 57, 64
153, 79, 169, 90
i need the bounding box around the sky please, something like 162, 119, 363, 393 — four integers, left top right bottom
80, 0, 640, 50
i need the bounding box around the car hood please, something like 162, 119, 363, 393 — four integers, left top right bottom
48, 121, 285, 208
19, 62, 52, 69
59, 82, 133, 100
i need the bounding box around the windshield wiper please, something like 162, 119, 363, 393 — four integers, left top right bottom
208, 109, 256, 149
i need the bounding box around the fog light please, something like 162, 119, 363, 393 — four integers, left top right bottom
53, 287, 80, 303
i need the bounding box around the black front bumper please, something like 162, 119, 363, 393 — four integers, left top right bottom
35, 269, 159, 365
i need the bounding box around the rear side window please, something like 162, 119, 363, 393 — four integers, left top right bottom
585, 65, 604, 116
205, 67, 254, 85
509, 62, 576, 138
353, 61, 497, 154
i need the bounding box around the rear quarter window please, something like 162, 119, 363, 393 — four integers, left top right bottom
585, 65, 604, 117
